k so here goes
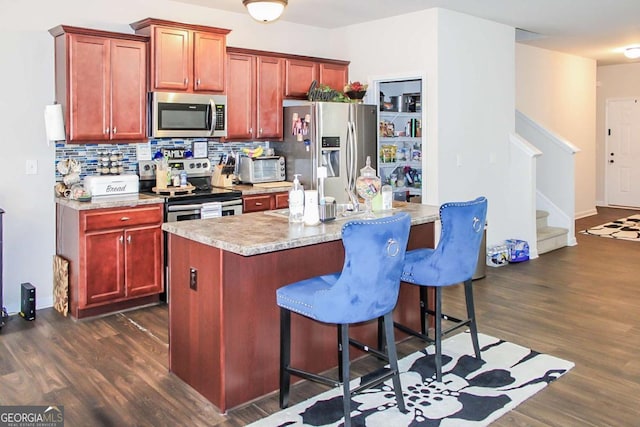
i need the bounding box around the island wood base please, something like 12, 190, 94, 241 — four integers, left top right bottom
167, 222, 434, 412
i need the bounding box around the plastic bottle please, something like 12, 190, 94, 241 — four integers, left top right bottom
288, 174, 304, 223
180, 170, 188, 187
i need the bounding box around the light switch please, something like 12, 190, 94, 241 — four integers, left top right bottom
25, 159, 38, 175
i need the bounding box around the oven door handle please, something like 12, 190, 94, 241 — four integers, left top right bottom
167, 204, 203, 212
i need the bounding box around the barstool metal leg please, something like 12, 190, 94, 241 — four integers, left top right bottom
340, 324, 351, 427
434, 287, 443, 382
464, 279, 481, 359
383, 312, 406, 413
279, 307, 291, 409
419, 286, 429, 336
337, 325, 344, 382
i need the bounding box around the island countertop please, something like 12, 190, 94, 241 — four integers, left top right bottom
162, 202, 439, 256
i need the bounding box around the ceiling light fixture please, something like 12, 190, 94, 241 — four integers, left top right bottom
243, 0, 287, 23
624, 46, 640, 59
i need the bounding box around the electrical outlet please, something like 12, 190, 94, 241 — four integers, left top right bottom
25, 159, 38, 175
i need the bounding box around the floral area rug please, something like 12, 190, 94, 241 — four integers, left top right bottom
580, 214, 640, 241
247, 332, 574, 427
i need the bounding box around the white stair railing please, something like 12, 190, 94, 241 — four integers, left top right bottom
515, 110, 579, 247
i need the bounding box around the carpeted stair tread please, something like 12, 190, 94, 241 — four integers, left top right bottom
537, 225, 568, 239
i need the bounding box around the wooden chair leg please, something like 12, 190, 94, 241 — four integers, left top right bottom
340, 324, 351, 427
383, 312, 406, 413
464, 279, 481, 359
434, 287, 443, 382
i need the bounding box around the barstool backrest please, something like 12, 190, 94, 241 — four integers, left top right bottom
313, 213, 411, 324
411, 197, 487, 286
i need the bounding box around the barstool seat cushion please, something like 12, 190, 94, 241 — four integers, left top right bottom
276, 273, 340, 320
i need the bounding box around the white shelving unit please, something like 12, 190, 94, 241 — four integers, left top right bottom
377, 80, 423, 200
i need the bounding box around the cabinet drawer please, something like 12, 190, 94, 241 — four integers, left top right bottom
243, 195, 273, 213
274, 192, 289, 209
82, 205, 163, 232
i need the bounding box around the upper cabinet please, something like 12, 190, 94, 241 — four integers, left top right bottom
226, 48, 284, 140
49, 26, 147, 143
131, 18, 230, 93
284, 58, 349, 99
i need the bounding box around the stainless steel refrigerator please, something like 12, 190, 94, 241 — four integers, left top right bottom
278, 102, 378, 205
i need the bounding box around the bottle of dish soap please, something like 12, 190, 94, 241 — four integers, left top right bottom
288, 174, 304, 223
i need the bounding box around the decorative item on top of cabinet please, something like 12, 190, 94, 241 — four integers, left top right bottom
131, 18, 230, 93
226, 48, 284, 140
49, 26, 147, 143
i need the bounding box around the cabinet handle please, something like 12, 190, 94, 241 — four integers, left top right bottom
249, 127, 253, 134
119, 235, 124, 243
112, 127, 117, 135
259, 128, 263, 134
255, 202, 263, 206
184, 78, 189, 85
127, 235, 132, 244
196, 78, 201, 86
120, 217, 130, 221
105, 128, 109, 134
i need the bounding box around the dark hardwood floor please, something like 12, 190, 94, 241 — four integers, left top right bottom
1, 207, 638, 426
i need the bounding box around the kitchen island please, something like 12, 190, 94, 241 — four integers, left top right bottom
162, 202, 439, 412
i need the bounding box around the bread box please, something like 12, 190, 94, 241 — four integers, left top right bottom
84, 174, 139, 198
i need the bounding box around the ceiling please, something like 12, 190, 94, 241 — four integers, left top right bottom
172, 0, 640, 66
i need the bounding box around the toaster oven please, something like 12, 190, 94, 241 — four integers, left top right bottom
238, 156, 286, 184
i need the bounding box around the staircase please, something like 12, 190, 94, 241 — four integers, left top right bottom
537, 210, 568, 254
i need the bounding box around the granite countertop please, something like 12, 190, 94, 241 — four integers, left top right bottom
162, 202, 439, 256
216, 183, 293, 195
55, 193, 164, 210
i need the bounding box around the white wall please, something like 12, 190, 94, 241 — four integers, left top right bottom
0, 0, 339, 313
340, 9, 516, 247
516, 44, 597, 218
595, 62, 640, 205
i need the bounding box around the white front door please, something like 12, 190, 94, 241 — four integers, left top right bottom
606, 98, 640, 207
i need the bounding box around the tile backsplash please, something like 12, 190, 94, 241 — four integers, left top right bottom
54, 138, 270, 182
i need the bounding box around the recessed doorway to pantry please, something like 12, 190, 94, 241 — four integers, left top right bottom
374, 78, 424, 202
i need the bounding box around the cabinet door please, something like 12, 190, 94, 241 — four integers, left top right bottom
68, 34, 110, 142
153, 26, 190, 91
256, 56, 284, 139
110, 39, 147, 140
193, 31, 226, 92
84, 230, 126, 306
285, 59, 317, 98
227, 53, 255, 139
319, 63, 348, 93
125, 226, 163, 297
274, 192, 289, 209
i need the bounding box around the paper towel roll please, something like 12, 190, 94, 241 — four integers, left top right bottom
44, 104, 66, 143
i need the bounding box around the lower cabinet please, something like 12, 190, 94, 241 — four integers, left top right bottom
242, 191, 288, 213
56, 203, 164, 319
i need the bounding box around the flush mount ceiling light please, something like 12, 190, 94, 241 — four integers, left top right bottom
243, 0, 287, 23
624, 46, 640, 59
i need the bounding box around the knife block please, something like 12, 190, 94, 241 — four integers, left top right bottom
212, 165, 234, 187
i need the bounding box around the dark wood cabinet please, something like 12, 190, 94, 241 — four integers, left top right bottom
56, 203, 163, 319
49, 26, 147, 143
319, 62, 349, 93
242, 191, 288, 213
131, 18, 229, 93
285, 58, 349, 99
226, 49, 284, 140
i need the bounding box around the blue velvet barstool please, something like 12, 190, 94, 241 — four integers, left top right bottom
395, 197, 488, 382
277, 213, 411, 427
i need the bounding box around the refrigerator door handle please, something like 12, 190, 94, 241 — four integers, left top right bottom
346, 120, 359, 211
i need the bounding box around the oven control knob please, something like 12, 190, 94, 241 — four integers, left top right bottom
196, 162, 202, 168
143, 164, 151, 171
189, 163, 195, 169
202, 161, 209, 169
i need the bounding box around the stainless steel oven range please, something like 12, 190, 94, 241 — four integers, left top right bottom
138, 158, 243, 302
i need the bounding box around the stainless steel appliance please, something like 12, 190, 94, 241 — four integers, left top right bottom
278, 102, 378, 206
138, 158, 242, 302
238, 156, 286, 184
149, 92, 227, 138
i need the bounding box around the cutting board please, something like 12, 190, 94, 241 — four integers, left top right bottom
253, 181, 292, 189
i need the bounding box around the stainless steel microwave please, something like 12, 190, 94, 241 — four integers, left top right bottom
149, 92, 227, 138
